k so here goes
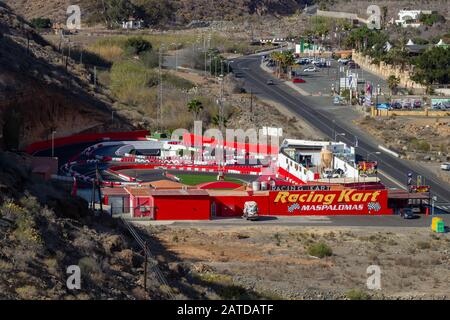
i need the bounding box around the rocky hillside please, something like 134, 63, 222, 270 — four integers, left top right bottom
0, 151, 171, 299
3, 0, 313, 25
0, 2, 132, 150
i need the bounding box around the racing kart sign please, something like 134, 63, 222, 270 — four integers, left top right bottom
269, 189, 392, 215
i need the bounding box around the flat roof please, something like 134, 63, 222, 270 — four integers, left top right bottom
282, 139, 343, 148
101, 187, 129, 196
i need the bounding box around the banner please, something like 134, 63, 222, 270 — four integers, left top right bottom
269, 189, 392, 215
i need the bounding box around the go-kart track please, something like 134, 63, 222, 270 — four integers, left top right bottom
27, 130, 446, 220
30, 130, 283, 188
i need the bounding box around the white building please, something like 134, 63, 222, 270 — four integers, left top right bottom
122, 17, 144, 30
395, 9, 433, 28
278, 139, 359, 182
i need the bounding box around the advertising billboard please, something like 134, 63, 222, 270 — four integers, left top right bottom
431, 98, 450, 110
269, 189, 392, 215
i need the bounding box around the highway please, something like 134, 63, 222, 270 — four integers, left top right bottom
231, 55, 450, 205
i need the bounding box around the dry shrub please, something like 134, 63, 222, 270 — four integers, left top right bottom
15, 285, 39, 299
87, 45, 124, 62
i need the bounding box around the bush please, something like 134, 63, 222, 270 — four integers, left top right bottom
346, 289, 371, 300
307, 242, 333, 258
123, 37, 152, 56
141, 50, 159, 68
31, 17, 51, 29
110, 60, 158, 103
163, 73, 194, 90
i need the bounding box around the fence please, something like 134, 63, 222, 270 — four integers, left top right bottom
121, 218, 174, 299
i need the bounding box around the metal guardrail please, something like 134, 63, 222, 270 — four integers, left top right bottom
121, 218, 175, 299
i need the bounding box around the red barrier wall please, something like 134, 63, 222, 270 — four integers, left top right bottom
25, 130, 149, 154
154, 196, 211, 220
212, 193, 270, 217
197, 181, 243, 190
131, 194, 211, 220
124, 188, 393, 219
109, 164, 263, 175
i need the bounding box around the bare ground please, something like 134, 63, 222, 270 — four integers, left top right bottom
356, 116, 450, 164
146, 224, 450, 300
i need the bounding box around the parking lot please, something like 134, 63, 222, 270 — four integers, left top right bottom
264, 56, 389, 101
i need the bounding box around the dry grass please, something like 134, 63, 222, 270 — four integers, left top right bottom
87, 45, 124, 62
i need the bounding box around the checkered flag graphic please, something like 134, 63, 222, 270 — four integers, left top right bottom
368, 202, 381, 212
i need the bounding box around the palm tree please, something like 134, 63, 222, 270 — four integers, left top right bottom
270, 51, 295, 77
387, 75, 400, 95
211, 114, 228, 128
270, 51, 283, 77
187, 99, 203, 121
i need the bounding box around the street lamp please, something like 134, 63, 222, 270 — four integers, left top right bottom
170, 42, 180, 71
51, 130, 56, 158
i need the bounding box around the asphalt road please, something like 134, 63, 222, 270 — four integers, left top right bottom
133, 214, 450, 228
231, 55, 450, 204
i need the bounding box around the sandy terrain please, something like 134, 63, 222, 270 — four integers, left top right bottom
144, 224, 450, 300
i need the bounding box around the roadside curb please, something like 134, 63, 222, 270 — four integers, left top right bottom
260, 62, 315, 97
378, 145, 400, 158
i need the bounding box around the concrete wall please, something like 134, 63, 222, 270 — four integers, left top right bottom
316, 9, 360, 21
352, 51, 426, 93
371, 107, 450, 117
278, 152, 316, 182
333, 156, 359, 178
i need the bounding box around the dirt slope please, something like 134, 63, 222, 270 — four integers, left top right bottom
0, 2, 132, 149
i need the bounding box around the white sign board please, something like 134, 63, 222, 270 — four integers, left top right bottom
262, 127, 283, 137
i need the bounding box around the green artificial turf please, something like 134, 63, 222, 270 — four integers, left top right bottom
175, 173, 243, 186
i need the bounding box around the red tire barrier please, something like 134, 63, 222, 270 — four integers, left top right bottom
25, 130, 149, 154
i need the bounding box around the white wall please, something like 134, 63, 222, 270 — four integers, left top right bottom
333, 156, 359, 178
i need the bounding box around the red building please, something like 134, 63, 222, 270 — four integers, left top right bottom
119, 187, 393, 220
125, 188, 211, 220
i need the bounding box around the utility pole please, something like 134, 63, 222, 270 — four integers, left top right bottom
51, 130, 56, 158
204, 49, 207, 77
93, 66, 97, 87
144, 242, 149, 291
158, 45, 164, 132
219, 75, 225, 133
96, 163, 103, 214
250, 89, 253, 122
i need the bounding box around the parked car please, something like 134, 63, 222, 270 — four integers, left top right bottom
376, 103, 392, 110
292, 77, 306, 83
402, 101, 412, 109
413, 100, 422, 108
333, 96, 343, 105
303, 66, 318, 72
296, 58, 309, 65
440, 162, 450, 171
391, 101, 402, 109
433, 102, 450, 110
400, 208, 414, 219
